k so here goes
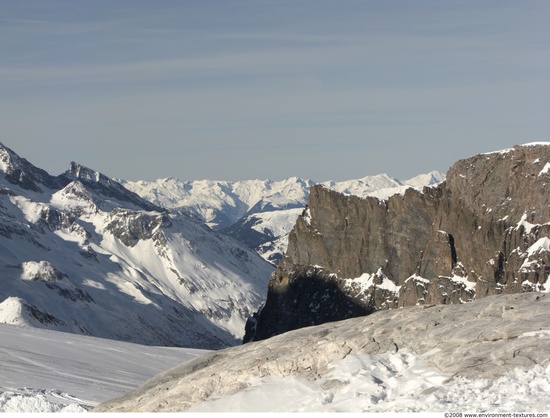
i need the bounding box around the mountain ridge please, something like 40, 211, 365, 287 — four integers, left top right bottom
0, 142, 273, 349
0, 140, 445, 347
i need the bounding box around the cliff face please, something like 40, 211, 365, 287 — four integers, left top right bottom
245, 144, 550, 342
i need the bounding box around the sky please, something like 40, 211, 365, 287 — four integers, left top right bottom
1, 0, 549, 182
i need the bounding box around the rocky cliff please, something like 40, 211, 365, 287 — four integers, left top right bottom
245, 143, 550, 342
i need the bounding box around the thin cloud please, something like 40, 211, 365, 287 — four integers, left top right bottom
1, 0, 548, 182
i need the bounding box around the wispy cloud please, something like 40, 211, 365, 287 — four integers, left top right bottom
1, 0, 549, 182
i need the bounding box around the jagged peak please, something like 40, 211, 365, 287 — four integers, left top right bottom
0, 142, 64, 192
61, 162, 164, 213
279, 176, 309, 185
162, 176, 183, 183
66, 161, 110, 185
0, 143, 15, 173
0, 142, 30, 173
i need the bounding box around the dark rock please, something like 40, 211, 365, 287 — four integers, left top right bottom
0, 142, 67, 192
245, 144, 550, 342
24, 302, 66, 326
105, 209, 172, 247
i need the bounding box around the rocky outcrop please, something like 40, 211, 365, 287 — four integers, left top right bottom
105, 209, 172, 247
245, 144, 550, 342
95, 292, 550, 412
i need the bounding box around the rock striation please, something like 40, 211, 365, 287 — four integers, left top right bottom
245, 143, 550, 342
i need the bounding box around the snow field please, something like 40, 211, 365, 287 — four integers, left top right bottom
0, 323, 208, 412
0, 389, 89, 413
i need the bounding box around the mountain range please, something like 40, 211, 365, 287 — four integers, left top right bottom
121, 171, 444, 265
0, 142, 442, 349
1, 141, 549, 412
0, 142, 272, 349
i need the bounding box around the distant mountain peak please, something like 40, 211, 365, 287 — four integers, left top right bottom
61, 162, 163, 213
403, 170, 445, 188
66, 162, 103, 183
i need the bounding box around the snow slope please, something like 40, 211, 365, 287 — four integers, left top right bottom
0, 142, 273, 348
0, 323, 207, 412
96, 292, 550, 413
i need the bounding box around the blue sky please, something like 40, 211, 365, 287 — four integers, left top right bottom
1, 1, 549, 181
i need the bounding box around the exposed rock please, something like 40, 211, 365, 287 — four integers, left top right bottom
94, 292, 550, 412
25, 303, 65, 326
0, 142, 66, 192
105, 209, 172, 247
245, 144, 550, 342
20, 260, 66, 282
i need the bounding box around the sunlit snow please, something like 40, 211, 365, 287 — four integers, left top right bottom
187, 350, 550, 413
0, 324, 207, 412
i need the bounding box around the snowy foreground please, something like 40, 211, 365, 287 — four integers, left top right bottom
96, 292, 550, 413
186, 350, 550, 413
0, 324, 207, 412
2, 293, 550, 413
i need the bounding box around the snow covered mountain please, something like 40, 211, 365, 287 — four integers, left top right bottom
122, 171, 444, 264
0, 142, 272, 349
119, 176, 314, 230
0, 140, 443, 349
